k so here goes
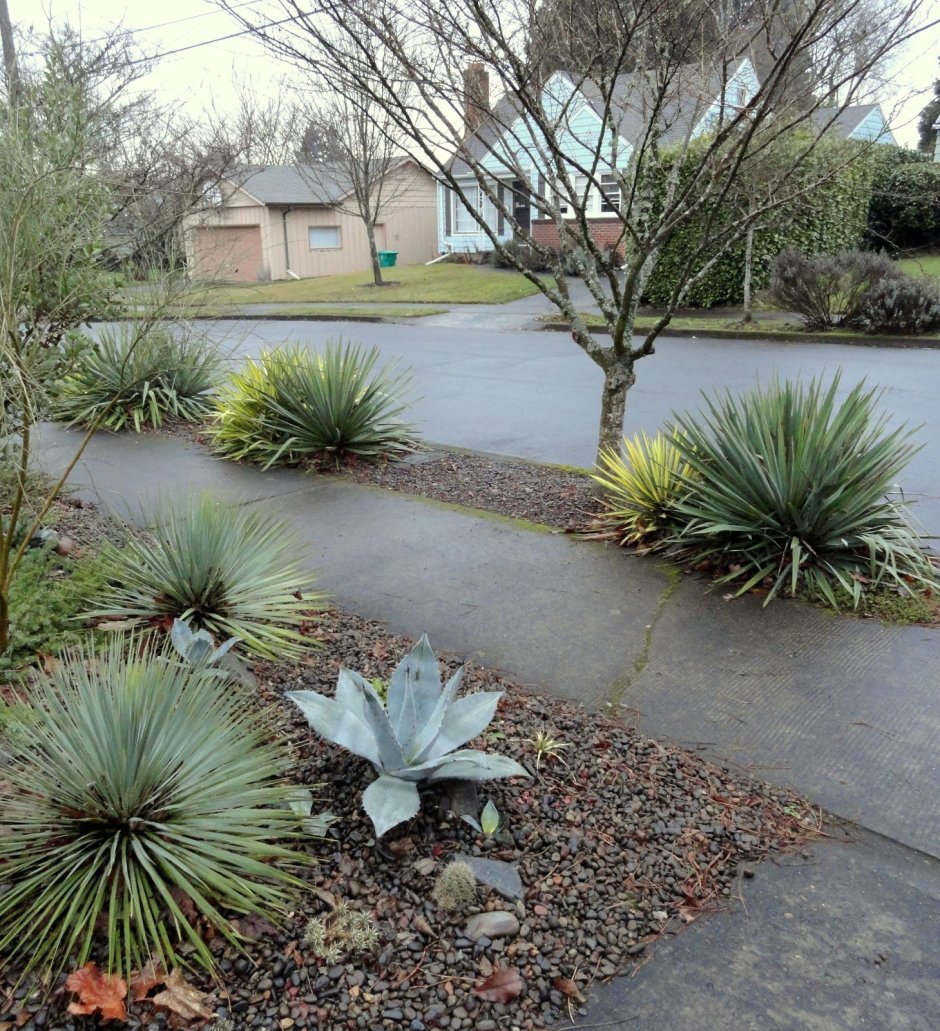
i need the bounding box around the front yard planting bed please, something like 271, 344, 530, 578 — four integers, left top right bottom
0, 505, 820, 1030
345, 450, 596, 531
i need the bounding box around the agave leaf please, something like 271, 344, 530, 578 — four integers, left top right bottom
425, 691, 504, 759
412, 749, 529, 783
386, 634, 441, 752
362, 774, 421, 838
209, 637, 238, 664
405, 665, 466, 763
286, 690, 382, 769
335, 668, 369, 723
170, 618, 194, 657
359, 679, 407, 772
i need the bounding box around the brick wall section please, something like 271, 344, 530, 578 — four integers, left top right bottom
532, 218, 624, 259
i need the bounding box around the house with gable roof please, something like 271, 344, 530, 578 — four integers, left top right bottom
437, 59, 760, 256
437, 62, 897, 257
185, 161, 437, 282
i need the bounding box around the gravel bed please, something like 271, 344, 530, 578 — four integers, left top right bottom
3, 611, 820, 1031
344, 451, 597, 531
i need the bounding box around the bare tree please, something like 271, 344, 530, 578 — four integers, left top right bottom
298, 80, 418, 286
223, 0, 930, 460
210, 71, 307, 166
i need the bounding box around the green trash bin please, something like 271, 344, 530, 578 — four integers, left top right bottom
377, 250, 399, 268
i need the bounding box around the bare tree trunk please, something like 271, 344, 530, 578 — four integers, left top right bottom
742, 223, 754, 323
0, 590, 8, 656
596, 362, 635, 461
0, 0, 19, 106
365, 220, 383, 286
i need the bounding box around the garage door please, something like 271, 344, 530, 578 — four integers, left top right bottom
193, 226, 264, 282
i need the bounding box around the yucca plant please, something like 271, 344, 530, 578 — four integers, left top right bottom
208, 340, 415, 467
0, 635, 303, 978
590, 430, 696, 547
53, 326, 223, 432
289, 635, 528, 838
672, 375, 936, 607
87, 493, 321, 659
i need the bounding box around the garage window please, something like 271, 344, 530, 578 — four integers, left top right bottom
309, 226, 341, 249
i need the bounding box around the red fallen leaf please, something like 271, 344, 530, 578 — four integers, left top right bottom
474, 966, 525, 1003
151, 968, 213, 1021
553, 976, 584, 1002
66, 962, 127, 1021
431, 844, 443, 858
130, 959, 165, 1002
230, 913, 279, 940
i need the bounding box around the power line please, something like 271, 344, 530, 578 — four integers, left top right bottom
121, 8, 315, 68
59, 0, 266, 50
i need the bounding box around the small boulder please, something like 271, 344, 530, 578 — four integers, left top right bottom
464, 912, 520, 942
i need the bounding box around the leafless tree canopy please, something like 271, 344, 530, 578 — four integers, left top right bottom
220, 0, 933, 456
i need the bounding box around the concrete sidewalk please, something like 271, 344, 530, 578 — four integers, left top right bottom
36, 424, 940, 1029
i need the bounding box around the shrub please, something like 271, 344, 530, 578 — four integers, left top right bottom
0, 544, 106, 682
87, 493, 320, 659
770, 249, 904, 330
288, 634, 528, 838
644, 134, 872, 309
492, 240, 550, 272
851, 275, 940, 335
53, 326, 223, 432
867, 152, 940, 252
672, 376, 936, 607
209, 341, 414, 467
590, 430, 695, 548
0, 635, 303, 977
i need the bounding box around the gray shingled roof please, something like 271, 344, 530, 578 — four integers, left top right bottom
449, 61, 745, 176
810, 104, 881, 137
226, 164, 355, 206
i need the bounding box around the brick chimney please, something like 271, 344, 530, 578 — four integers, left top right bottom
463, 63, 490, 136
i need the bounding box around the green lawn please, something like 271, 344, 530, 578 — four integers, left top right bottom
187, 264, 540, 307
897, 254, 940, 282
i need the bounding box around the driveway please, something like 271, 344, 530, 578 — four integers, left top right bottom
205, 319, 940, 537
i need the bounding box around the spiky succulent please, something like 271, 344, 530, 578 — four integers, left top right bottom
288, 635, 528, 837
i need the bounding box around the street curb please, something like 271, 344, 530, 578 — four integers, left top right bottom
539, 321, 940, 349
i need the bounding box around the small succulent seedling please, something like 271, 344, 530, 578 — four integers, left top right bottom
532, 729, 570, 770
170, 618, 237, 667
432, 860, 477, 911
480, 799, 500, 836
288, 635, 528, 837
304, 901, 380, 963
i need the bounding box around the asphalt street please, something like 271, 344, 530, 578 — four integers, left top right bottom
204, 318, 940, 537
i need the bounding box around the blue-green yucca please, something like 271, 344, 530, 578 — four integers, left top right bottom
87, 493, 321, 659
0, 635, 304, 978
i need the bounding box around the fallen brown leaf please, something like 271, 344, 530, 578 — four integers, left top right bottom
130, 959, 165, 1001
151, 968, 213, 1022
66, 962, 128, 1022
474, 966, 525, 1003
553, 976, 584, 1002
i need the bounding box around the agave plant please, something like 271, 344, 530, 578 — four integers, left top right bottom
288, 635, 528, 837
53, 326, 223, 432
590, 430, 696, 548
672, 375, 937, 607
208, 340, 415, 467
0, 635, 303, 978
87, 493, 321, 659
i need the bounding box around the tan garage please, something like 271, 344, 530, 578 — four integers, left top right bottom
192, 225, 264, 283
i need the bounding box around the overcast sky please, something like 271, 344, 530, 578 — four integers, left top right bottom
23, 0, 940, 147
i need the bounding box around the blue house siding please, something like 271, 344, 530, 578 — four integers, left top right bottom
850, 108, 897, 145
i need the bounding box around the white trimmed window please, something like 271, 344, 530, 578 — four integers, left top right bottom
453, 182, 487, 234
309, 226, 341, 249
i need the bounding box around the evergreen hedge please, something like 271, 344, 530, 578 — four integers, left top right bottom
642, 136, 873, 309
867, 147, 940, 252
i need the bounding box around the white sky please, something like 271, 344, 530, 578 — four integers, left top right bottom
21, 0, 940, 147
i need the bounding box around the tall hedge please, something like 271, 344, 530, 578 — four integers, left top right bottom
867, 147, 940, 252
642, 136, 873, 309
